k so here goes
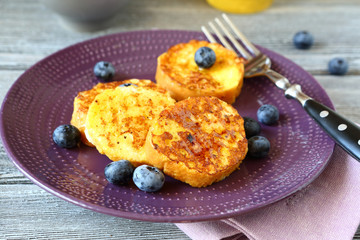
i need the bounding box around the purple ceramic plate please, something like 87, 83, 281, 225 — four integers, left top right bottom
0, 30, 334, 223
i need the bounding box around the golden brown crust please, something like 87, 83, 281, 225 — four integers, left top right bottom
155, 40, 245, 104
85, 85, 176, 166
145, 96, 248, 187
70, 79, 162, 147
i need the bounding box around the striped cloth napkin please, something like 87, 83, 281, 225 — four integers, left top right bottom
176, 145, 360, 240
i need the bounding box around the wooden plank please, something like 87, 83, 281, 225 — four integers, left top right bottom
0, 0, 359, 59
0, 185, 190, 240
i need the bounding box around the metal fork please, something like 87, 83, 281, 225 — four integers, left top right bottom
202, 14, 360, 162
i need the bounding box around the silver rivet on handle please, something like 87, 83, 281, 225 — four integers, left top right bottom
320, 110, 329, 118
338, 124, 347, 131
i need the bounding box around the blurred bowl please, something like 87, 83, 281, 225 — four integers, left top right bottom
41, 0, 129, 31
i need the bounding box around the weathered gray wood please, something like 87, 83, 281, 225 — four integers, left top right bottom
1, 0, 360, 239
0, 184, 190, 240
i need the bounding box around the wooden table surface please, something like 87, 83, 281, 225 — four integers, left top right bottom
1, 0, 359, 239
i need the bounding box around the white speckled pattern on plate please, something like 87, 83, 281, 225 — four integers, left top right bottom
0, 30, 334, 222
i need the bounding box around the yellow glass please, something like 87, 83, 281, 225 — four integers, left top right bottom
206, 0, 273, 14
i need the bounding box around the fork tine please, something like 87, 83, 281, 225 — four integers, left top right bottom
221, 13, 260, 56
201, 26, 216, 43
208, 21, 236, 53
213, 17, 252, 60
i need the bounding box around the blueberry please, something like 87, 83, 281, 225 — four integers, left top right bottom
52, 124, 81, 148
293, 31, 314, 49
94, 61, 115, 81
194, 46, 216, 68
118, 83, 138, 87
133, 165, 165, 192
243, 117, 261, 138
257, 104, 279, 125
328, 57, 348, 75
104, 160, 134, 186
247, 136, 270, 158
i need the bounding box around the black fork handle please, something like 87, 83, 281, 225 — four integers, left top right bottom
285, 84, 360, 162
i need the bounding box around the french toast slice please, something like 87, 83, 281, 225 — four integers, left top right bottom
85, 85, 176, 166
145, 96, 248, 187
70, 79, 161, 147
155, 40, 245, 104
